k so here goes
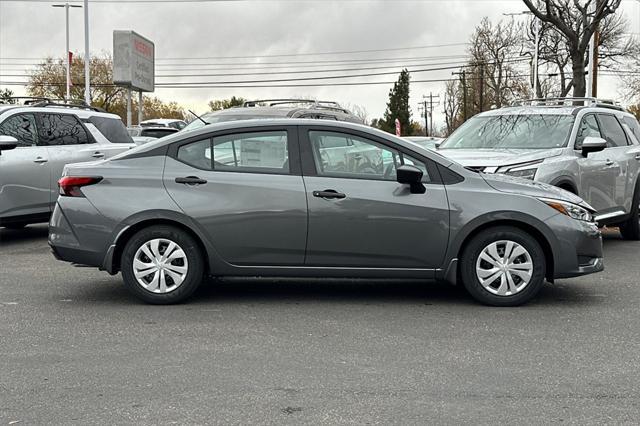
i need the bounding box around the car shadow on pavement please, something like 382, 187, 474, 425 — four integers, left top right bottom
0, 224, 49, 245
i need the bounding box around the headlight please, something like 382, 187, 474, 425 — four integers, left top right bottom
539, 198, 594, 222
497, 161, 542, 180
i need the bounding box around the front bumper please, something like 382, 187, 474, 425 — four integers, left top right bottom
545, 213, 604, 279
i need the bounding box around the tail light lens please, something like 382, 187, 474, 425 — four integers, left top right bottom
58, 176, 103, 197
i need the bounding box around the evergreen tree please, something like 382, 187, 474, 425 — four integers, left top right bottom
378, 69, 411, 135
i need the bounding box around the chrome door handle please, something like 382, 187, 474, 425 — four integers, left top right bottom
92, 152, 105, 158
605, 160, 614, 166
33, 157, 48, 163
175, 176, 207, 185
635, 154, 640, 161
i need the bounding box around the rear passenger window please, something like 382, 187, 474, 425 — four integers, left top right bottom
0, 113, 38, 147
575, 115, 601, 149
597, 114, 628, 147
88, 116, 134, 144
176, 131, 289, 173
38, 113, 91, 145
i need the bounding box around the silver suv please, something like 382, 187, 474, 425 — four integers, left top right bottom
438, 98, 640, 239
0, 100, 135, 229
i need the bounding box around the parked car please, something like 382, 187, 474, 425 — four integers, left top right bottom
128, 126, 179, 139
438, 98, 640, 239
0, 100, 135, 229
49, 119, 603, 306
182, 99, 364, 133
139, 118, 187, 130
405, 136, 444, 150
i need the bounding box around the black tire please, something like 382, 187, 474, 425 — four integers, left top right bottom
619, 181, 640, 241
3, 223, 27, 230
120, 225, 205, 304
460, 226, 546, 307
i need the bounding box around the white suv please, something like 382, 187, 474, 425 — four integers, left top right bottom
0, 100, 135, 229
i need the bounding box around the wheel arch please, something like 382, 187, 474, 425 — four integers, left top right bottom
444, 216, 556, 284
549, 176, 578, 195
107, 214, 216, 275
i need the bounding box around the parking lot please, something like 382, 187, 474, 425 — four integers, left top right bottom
0, 225, 638, 424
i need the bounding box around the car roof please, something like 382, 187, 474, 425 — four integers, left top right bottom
202, 107, 295, 118
117, 118, 455, 167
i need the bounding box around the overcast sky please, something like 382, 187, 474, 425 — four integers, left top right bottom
1, 0, 639, 129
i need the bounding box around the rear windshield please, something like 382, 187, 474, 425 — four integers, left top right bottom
440, 114, 575, 149
141, 128, 177, 138
89, 116, 134, 144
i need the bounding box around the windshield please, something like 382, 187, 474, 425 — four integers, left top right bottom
440, 114, 575, 149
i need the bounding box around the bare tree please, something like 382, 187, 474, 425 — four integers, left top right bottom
522, 0, 623, 97
443, 80, 462, 135
522, 10, 638, 98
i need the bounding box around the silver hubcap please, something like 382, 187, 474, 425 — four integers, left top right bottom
475, 240, 533, 297
133, 238, 188, 294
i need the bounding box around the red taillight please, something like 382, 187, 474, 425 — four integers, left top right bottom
58, 176, 103, 197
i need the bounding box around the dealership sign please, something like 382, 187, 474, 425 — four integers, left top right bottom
113, 31, 155, 92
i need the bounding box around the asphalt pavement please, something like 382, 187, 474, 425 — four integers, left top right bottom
1, 224, 639, 425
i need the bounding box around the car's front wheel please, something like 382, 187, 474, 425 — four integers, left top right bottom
460, 227, 546, 306
121, 225, 205, 304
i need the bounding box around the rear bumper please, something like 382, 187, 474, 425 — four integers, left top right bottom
48, 200, 110, 268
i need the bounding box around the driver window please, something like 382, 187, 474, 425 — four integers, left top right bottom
575, 115, 601, 150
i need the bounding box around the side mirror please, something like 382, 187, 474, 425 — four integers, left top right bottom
581, 136, 607, 157
396, 165, 425, 194
0, 135, 18, 155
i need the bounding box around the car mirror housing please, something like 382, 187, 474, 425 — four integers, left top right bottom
581, 136, 607, 157
396, 164, 425, 194
0, 135, 18, 154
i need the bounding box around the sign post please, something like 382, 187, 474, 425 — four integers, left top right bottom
113, 31, 155, 126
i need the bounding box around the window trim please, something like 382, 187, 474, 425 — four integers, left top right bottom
34, 112, 96, 146
595, 113, 629, 148
168, 126, 301, 176
298, 125, 442, 184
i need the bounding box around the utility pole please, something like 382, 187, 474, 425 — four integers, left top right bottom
83, 0, 90, 105
52, 3, 81, 101
591, 1, 602, 97
419, 94, 441, 136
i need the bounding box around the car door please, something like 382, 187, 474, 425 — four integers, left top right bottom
0, 112, 51, 220
595, 114, 631, 211
299, 127, 450, 270
163, 126, 308, 266
36, 112, 100, 206
574, 113, 621, 214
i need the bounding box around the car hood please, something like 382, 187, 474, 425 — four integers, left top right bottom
481, 172, 593, 210
437, 148, 563, 168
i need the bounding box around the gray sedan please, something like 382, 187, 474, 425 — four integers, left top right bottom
49, 119, 603, 306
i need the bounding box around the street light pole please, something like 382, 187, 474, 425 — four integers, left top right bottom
83, 0, 90, 105
52, 3, 81, 101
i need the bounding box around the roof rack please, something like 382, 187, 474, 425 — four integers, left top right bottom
1, 96, 106, 112
242, 98, 350, 114
512, 97, 625, 111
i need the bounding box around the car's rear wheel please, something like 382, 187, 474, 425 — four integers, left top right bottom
460, 227, 546, 306
619, 181, 640, 240
121, 225, 204, 304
